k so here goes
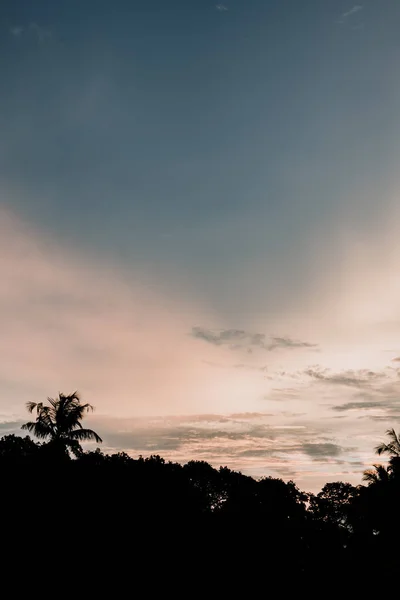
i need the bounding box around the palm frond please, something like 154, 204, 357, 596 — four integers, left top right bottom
69, 428, 102, 443
21, 421, 36, 433
375, 429, 400, 457
47, 396, 58, 409
60, 392, 81, 412
386, 428, 398, 442
54, 393, 91, 432
362, 469, 378, 484
21, 420, 52, 439
386, 428, 400, 453
65, 438, 83, 457
23, 391, 102, 448
374, 464, 390, 480
362, 463, 391, 485
375, 443, 386, 456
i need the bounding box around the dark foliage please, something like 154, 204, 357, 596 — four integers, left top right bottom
2, 417, 400, 590
21, 392, 102, 456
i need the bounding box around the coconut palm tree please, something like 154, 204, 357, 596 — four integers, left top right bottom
362, 464, 391, 485
375, 428, 400, 458
21, 392, 102, 457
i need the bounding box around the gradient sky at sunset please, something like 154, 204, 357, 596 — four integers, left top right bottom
2, 0, 400, 490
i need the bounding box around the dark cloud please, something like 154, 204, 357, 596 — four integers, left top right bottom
192, 327, 317, 353
191, 326, 266, 351
268, 337, 318, 351
326, 382, 400, 420
305, 367, 385, 388
358, 405, 400, 420
238, 441, 347, 464
301, 443, 343, 459
332, 401, 384, 412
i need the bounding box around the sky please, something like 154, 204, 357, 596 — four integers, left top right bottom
1, 0, 400, 491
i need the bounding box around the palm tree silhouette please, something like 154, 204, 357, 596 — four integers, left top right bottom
374, 428, 400, 476
362, 464, 391, 485
21, 392, 102, 456
375, 428, 400, 458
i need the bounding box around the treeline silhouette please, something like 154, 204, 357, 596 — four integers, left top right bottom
2, 393, 400, 586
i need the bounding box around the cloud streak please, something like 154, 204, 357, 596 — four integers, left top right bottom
192, 327, 317, 353
336, 5, 364, 27
301, 442, 344, 460
269, 337, 318, 351
86, 411, 360, 484
341, 5, 363, 19
191, 327, 266, 352
305, 367, 385, 389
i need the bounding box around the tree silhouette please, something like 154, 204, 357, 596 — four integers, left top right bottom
308, 481, 357, 528
4, 418, 400, 580
0, 434, 40, 463
375, 428, 400, 458
362, 463, 391, 485
21, 392, 102, 456
374, 428, 400, 477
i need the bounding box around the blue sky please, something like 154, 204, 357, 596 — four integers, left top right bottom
1, 0, 400, 490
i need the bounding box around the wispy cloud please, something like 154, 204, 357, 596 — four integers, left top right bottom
9, 22, 51, 43
342, 5, 363, 19
337, 5, 364, 25
10, 26, 23, 37
301, 442, 344, 460
87, 411, 358, 484
191, 327, 317, 353
191, 327, 266, 352
332, 401, 385, 412
268, 337, 318, 352
305, 367, 385, 389
216, 4, 228, 11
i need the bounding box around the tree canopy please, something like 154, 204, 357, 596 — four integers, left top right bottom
3, 396, 400, 585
